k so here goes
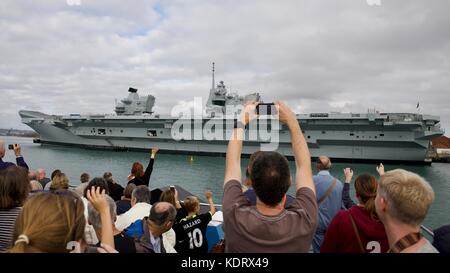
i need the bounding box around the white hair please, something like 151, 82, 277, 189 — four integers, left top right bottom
87, 195, 116, 230
36, 168, 45, 179
30, 180, 43, 191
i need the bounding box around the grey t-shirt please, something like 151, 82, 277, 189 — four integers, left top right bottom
222, 180, 318, 253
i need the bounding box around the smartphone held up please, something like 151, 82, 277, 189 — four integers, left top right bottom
256, 102, 277, 116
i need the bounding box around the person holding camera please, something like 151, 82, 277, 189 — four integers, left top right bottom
222, 101, 318, 253
0, 140, 29, 171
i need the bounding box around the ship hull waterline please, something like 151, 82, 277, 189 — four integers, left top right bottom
20, 111, 439, 166
27, 125, 432, 166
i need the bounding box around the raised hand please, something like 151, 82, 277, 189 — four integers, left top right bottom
205, 190, 216, 215
87, 186, 108, 214
376, 163, 385, 176
174, 188, 179, 200
87, 186, 114, 248
274, 100, 297, 126
204, 190, 213, 200
240, 101, 258, 126
151, 147, 160, 156
344, 168, 354, 183
13, 144, 22, 157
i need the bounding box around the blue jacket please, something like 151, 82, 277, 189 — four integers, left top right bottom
125, 217, 166, 253
312, 170, 343, 253
124, 219, 144, 238
0, 156, 29, 171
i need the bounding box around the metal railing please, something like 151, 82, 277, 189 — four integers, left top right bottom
199, 202, 222, 208
421, 225, 434, 237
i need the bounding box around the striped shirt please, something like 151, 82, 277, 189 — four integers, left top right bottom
0, 207, 21, 252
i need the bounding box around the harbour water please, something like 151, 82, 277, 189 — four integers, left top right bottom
2, 136, 449, 231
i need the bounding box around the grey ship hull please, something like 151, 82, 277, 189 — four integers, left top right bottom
19, 110, 444, 165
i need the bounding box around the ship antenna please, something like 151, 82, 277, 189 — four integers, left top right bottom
212, 62, 215, 89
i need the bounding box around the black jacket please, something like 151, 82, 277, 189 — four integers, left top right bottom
128, 158, 154, 187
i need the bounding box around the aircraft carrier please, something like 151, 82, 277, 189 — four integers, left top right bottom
19, 65, 444, 164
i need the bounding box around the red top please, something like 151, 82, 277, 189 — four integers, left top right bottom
320, 206, 389, 253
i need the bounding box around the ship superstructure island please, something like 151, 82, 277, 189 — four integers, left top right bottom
19, 64, 444, 164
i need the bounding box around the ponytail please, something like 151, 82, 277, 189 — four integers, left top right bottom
355, 174, 379, 220
9, 234, 30, 253
364, 196, 378, 220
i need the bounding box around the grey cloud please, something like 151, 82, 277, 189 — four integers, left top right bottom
0, 0, 449, 133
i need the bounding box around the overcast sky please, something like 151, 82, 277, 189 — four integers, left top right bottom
1, 0, 449, 134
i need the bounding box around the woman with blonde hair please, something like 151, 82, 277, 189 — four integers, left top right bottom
9, 190, 85, 253
29, 180, 43, 193
320, 168, 389, 253
9, 187, 115, 253
49, 173, 70, 191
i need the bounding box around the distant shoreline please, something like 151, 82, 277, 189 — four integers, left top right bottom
0, 128, 39, 138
